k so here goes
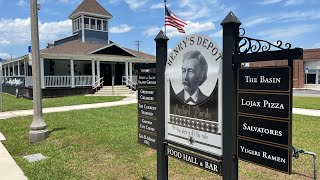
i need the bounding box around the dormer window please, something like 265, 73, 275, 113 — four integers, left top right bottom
84, 17, 89, 29
72, 17, 82, 32
97, 19, 102, 31
75, 16, 109, 32
90, 18, 96, 29
103, 20, 108, 31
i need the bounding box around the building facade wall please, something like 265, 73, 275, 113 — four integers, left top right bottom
82, 29, 108, 44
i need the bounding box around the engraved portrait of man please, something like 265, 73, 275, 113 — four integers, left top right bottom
176, 50, 209, 105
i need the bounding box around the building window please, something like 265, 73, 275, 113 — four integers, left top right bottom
305, 69, 317, 84
81, 17, 108, 32
91, 18, 96, 30
103, 20, 108, 31
72, 20, 75, 32
79, 18, 82, 30
84, 17, 89, 29
97, 19, 102, 30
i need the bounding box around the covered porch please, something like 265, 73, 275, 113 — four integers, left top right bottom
2, 54, 139, 89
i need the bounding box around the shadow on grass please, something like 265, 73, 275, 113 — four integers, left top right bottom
48, 127, 66, 135
292, 171, 314, 179
141, 177, 151, 180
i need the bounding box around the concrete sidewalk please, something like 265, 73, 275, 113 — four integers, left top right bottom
0, 95, 137, 120
293, 108, 320, 117
0, 133, 27, 180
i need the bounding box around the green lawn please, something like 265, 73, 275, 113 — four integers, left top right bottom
293, 96, 320, 110
0, 105, 318, 179
0, 93, 124, 112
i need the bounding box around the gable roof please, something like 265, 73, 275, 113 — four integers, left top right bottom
41, 40, 105, 55
89, 43, 137, 57
68, 0, 112, 19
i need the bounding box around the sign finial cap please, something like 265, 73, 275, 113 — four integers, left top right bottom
221, 11, 241, 25
155, 30, 169, 41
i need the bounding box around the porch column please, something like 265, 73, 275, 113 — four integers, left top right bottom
7, 64, 11, 76
40, 58, 45, 89
4, 65, 6, 76
71, 59, 75, 88
125, 62, 128, 86
129, 61, 133, 83
17, 61, 21, 76
316, 69, 319, 85
91, 60, 95, 86
24, 59, 27, 76
12, 62, 15, 76
97, 60, 100, 87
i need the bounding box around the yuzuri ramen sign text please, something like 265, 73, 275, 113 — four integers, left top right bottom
165, 35, 223, 159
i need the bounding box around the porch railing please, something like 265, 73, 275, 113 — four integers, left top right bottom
122, 76, 137, 90
74, 76, 93, 87
45, 76, 71, 87
45, 76, 95, 87
3, 75, 98, 88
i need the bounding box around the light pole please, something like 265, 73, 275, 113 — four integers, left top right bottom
29, 0, 48, 143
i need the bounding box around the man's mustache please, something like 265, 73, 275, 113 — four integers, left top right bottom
182, 81, 190, 86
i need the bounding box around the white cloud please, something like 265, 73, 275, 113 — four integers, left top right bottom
150, 3, 164, 9
0, 17, 71, 48
245, 17, 270, 27
144, 27, 161, 38
109, 24, 133, 33
256, 24, 313, 40
0, 53, 13, 59
39, 20, 71, 43
257, 0, 283, 5
284, 0, 304, 6
173, 0, 229, 21
126, 0, 148, 10
17, 0, 28, 6
109, 0, 148, 10
168, 21, 215, 38
58, 0, 71, 3
0, 40, 10, 45
144, 21, 215, 38
211, 29, 222, 38
244, 11, 320, 27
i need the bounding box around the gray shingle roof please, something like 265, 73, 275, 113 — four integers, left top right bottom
68, 0, 112, 19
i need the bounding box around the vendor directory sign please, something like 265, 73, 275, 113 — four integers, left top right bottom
164, 35, 223, 157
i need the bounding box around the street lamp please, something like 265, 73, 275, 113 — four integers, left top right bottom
29, 0, 48, 143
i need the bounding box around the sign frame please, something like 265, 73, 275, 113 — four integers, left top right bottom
237, 66, 291, 92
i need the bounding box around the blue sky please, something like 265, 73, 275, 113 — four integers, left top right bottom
0, 0, 320, 59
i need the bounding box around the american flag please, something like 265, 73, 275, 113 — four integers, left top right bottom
165, 6, 187, 33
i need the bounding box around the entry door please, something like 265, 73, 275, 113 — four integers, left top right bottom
115, 63, 125, 85
100, 63, 112, 86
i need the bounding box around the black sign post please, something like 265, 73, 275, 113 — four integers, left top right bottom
155, 30, 169, 180
221, 12, 241, 180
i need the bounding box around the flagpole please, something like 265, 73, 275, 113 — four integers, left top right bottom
164, 0, 167, 34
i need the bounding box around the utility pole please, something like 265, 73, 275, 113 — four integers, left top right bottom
134, 40, 142, 52
29, 0, 48, 143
